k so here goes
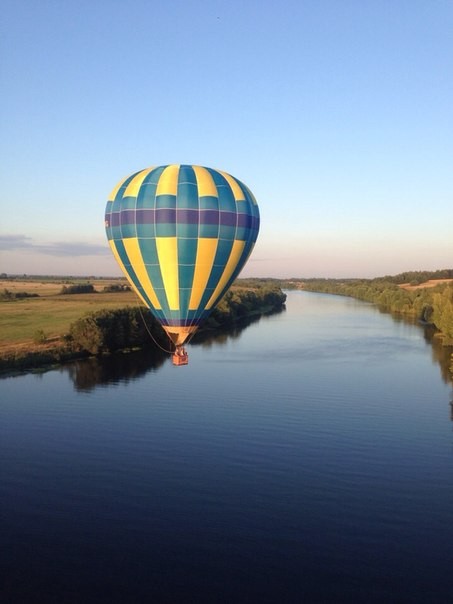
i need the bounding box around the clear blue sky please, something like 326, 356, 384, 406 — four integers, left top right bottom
1, 0, 451, 278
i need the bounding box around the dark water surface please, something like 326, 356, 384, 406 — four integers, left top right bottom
1, 291, 453, 603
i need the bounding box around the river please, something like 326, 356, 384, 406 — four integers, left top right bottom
1, 291, 453, 603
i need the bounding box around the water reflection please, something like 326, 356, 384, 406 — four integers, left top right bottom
191, 309, 282, 348
382, 308, 453, 385
65, 348, 167, 391
422, 326, 453, 385
65, 307, 285, 391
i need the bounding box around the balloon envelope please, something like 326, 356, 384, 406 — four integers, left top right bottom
105, 164, 260, 345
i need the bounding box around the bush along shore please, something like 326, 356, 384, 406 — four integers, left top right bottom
0, 285, 286, 374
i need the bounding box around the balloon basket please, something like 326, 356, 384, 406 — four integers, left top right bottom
172, 350, 188, 366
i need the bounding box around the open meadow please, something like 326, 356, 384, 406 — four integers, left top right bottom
0, 278, 137, 354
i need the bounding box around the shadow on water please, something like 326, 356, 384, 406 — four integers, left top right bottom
63, 307, 286, 391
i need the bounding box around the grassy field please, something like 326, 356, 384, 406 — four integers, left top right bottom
0, 278, 138, 352
0, 276, 279, 361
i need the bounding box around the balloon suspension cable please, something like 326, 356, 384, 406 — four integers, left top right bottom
137, 305, 174, 355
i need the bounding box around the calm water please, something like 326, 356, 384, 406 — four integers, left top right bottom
1, 291, 453, 603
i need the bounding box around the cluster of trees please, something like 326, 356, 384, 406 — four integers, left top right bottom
103, 284, 131, 292
0, 289, 39, 301
61, 282, 131, 295
67, 285, 287, 356
60, 283, 95, 295
68, 307, 167, 355
431, 287, 453, 345
301, 279, 453, 345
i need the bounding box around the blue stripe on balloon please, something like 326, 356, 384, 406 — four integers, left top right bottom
121, 208, 244, 227
177, 209, 198, 238
137, 180, 157, 209
136, 209, 155, 223
118, 196, 136, 210
179, 165, 197, 186
156, 208, 176, 222
155, 208, 176, 237
199, 223, 219, 238
199, 195, 219, 210
216, 183, 236, 212
110, 225, 122, 240
177, 208, 199, 223
136, 210, 155, 238
178, 222, 198, 238
155, 194, 176, 210
220, 211, 237, 227
200, 209, 219, 224
110, 213, 120, 227
178, 238, 198, 272
218, 224, 236, 240
177, 165, 198, 209
137, 165, 166, 205
155, 223, 176, 237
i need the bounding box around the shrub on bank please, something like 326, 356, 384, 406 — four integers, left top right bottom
103, 284, 131, 292
0, 289, 39, 301
60, 284, 95, 295
69, 307, 167, 355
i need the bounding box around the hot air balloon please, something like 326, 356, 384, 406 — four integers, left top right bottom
105, 164, 260, 365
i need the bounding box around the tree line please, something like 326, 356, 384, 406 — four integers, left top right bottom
60, 283, 131, 294
0, 289, 39, 301
66, 284, 286, 356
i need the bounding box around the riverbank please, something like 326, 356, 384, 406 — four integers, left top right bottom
294, 275, 453, 377
0, 284, 286, 374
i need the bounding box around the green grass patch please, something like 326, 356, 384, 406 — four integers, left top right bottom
0, 288, 137, 345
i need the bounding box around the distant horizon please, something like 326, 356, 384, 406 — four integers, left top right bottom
2, 268, 452, 282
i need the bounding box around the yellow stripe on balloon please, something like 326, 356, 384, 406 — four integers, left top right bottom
123, 167, 154, 198
218, 171, 245, 202
156, 165, 179, 196
188, 238, 219, 310
193, 165, 218, 197
108, 174, 131, 202
156, 237, 179, 310
122, 238, 161, 309
206, 240, 246, 309
108, 240, 149, 307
